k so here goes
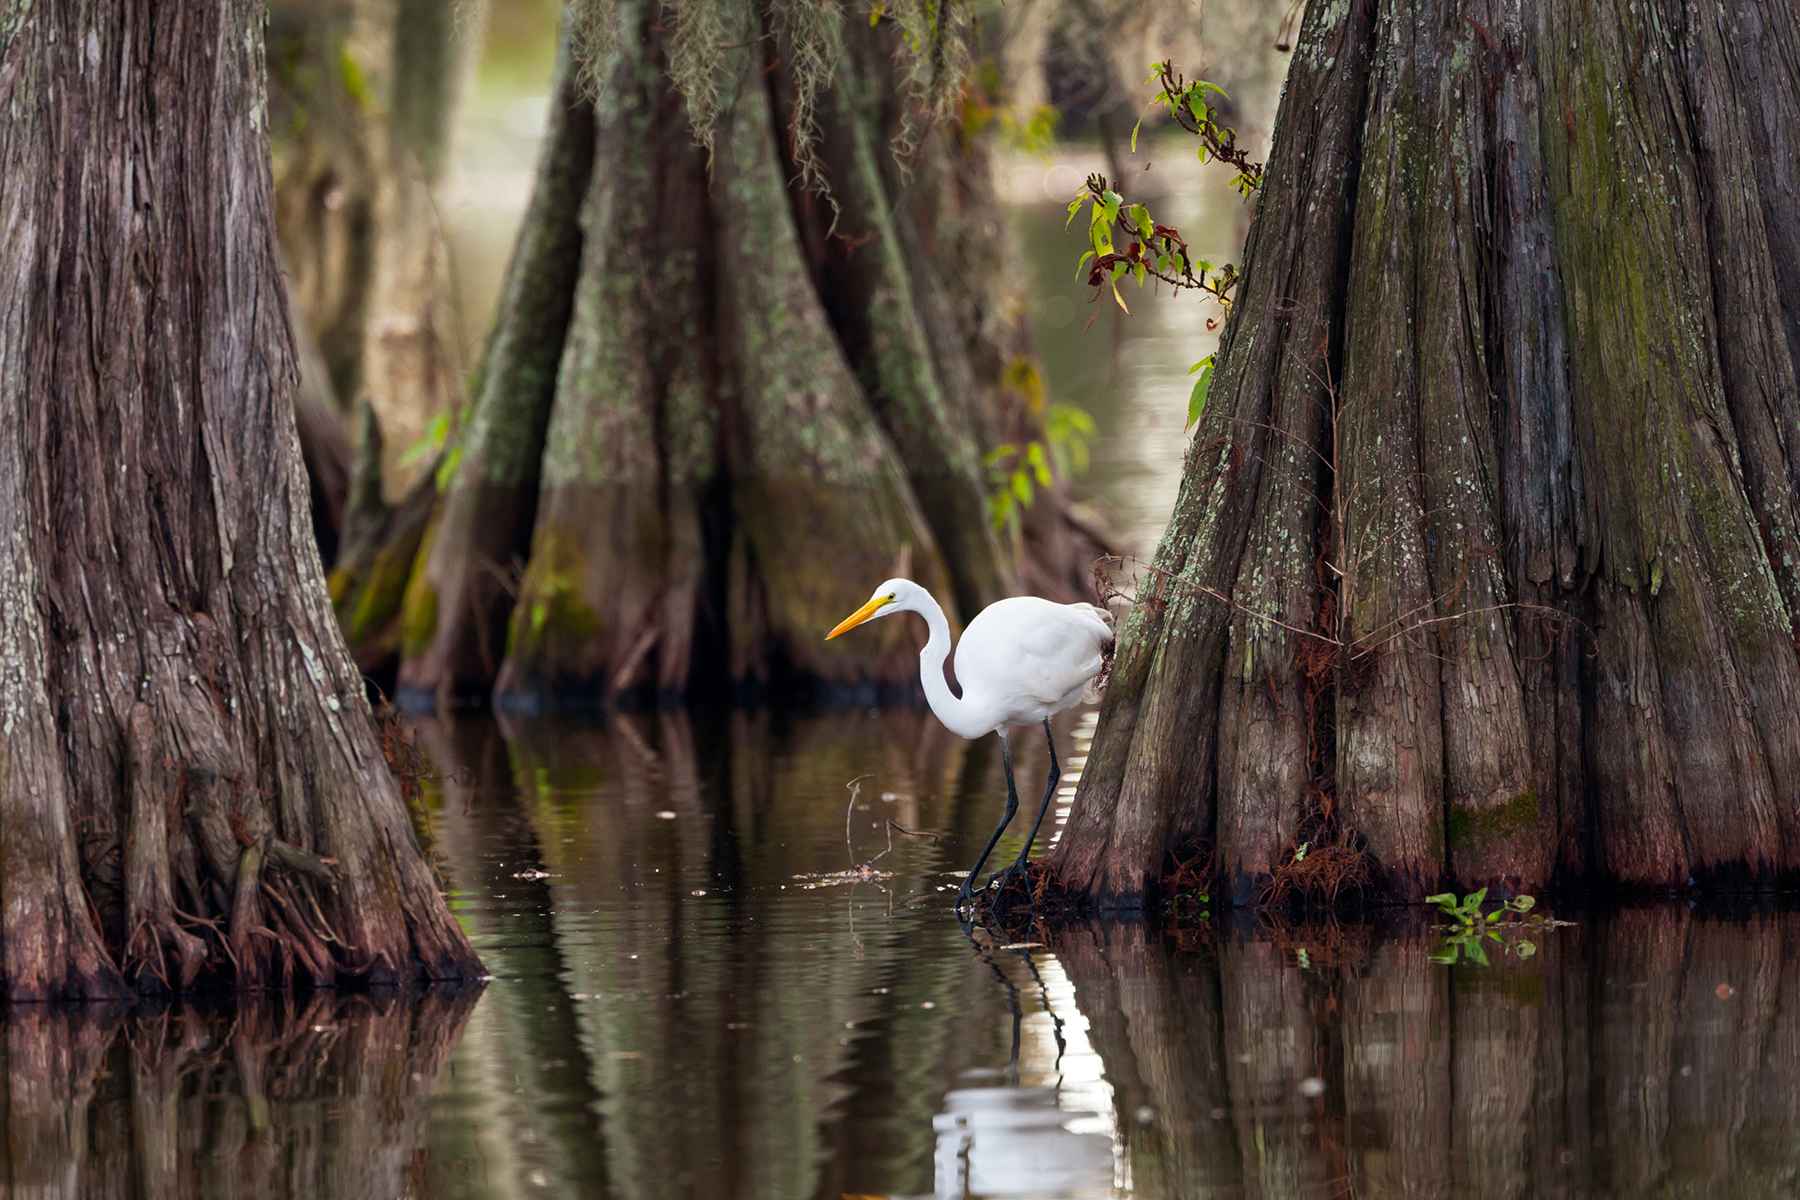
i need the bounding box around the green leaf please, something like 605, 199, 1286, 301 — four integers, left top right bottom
1075, 249, 1095, 280
434, 443, 464, 493
1464, 940, 1490, 967
1133, 260, 1147, 285
988, 489, 1014, 532
1469, 886, 1488, 911
1186, 92, 1208, 125
1066, 406, 1096, 434
1429, 946, 1460, 965
1515, 940, 1538, 959
1026, 442, 1052, 486
1188, 356, 1211, 375
1011, 470, 1033, 504
1197, 80, 1230, 101
1065, 196, 1084, 227
1101, 190, 1122, 221
1172, 252, 1187, 276
983, 442, 1018, 466
869, 0, 885, 26
1127, 203, 1153, 240
1186, 361, 1214, 429
399, 410, 452, 467
1130, 117, 1142, 154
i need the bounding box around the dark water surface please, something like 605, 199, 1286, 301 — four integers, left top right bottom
10, 711, 1800, 1198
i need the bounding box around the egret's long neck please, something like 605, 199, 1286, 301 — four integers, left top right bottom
913, 592, 988, 739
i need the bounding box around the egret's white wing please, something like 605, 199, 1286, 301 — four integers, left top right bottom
953, 597, 1113, 715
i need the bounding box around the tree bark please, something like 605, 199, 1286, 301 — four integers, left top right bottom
356, 0, 481, 501
0, 0, 481, 996
1051, 0, 1800, 905
386, 0, 1102, 711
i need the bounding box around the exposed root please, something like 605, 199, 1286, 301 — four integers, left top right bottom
229, 840, 268, 984
1257, 828, 1374, 909
966, 860, 1089, 934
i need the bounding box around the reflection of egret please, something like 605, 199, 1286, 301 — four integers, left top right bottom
935, 931, 1110, 1199
826, 579, 1114, 909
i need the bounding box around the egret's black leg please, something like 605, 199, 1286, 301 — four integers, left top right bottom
958, 732, 1019, 909
1011, 718, 1061, 869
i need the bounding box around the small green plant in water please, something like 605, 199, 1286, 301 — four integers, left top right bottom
1425, 889, 1548, 967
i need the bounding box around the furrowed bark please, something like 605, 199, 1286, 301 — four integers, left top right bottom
380, 1, 1087, 710
495, 0, 720, 708
799, 16, 1018, 621
712, 22, 956, 696
1051, 0, 1378, 905
1053, 0, 1800, 906
1546, 0, 1796, 884
0, 0, 480, 994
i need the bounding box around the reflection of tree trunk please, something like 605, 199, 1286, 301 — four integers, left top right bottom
411, 716, 616, 1198
1342, 928, 1450, 1199
1592, 908, 1684, 1196
1667, 912, 1778, 1193
1218, 938, 1334, 1198
466, 707, 979, 1197
1528, 921, 1592, 1198
1054, 921, 1244, 1197
0, 0, 479, 996
1052, 0, 1800, 906
1450, 954, 1540, 1197
1743, 914, 1800, 1191
3, 993, 475, 1197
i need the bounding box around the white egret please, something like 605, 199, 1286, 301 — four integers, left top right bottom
825, 579, 1114, 909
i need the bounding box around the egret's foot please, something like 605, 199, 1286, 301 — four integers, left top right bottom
992, 860, 1035, 902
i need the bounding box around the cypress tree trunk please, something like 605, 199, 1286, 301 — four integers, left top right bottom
356, 0, 481, 501
1050, 0, 1800, 905
369, 0, 1100, 711
0, 0, 481, 996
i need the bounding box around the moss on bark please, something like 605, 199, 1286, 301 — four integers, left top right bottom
1051, 0, 1800, 907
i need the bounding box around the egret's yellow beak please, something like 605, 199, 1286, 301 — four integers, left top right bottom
825, 595, 893, 640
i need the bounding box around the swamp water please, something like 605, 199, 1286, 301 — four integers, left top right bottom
15, 14, 1796, 1198
6, 710, 1800, 1198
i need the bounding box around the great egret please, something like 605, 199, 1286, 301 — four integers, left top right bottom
825, 578, 1114, 909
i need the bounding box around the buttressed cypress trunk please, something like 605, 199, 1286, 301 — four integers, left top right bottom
0, 0, 481, 997
380, 0, 1103, 711
1050, 0, 1800, 906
